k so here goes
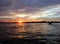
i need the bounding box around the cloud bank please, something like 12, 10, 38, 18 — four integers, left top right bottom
0, 0, 60, 21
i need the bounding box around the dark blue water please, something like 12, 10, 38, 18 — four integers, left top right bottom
0, 23, 60, 43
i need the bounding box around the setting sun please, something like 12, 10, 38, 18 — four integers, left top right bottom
18, 21, 23, 23
17, 20, 25, 26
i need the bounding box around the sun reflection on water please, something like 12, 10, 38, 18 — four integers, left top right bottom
16, 21, 26, 33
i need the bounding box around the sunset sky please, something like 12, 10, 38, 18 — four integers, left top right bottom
0, 0, 60, 22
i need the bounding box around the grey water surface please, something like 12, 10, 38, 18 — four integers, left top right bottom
0, 23, 60, 43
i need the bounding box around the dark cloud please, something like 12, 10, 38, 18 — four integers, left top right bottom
0, 0, 60, 17
11, 0, 60, 14
0, 0, 13, 11
13, 0, 60, 8
0, 0, 60, 11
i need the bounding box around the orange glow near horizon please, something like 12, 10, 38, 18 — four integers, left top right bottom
18, 21, 23, 23
17, 20, 26, 26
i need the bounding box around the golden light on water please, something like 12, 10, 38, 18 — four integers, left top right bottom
16, 20, 26, 33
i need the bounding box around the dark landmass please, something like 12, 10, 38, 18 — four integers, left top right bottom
0, 21, 60, 25
0, 21, 60, 23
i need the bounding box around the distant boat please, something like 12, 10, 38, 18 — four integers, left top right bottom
48, 22, 52, 25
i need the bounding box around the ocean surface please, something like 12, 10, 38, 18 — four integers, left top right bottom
0, 23, 60, 43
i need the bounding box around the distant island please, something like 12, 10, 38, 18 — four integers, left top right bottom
0, 21, 60, 25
